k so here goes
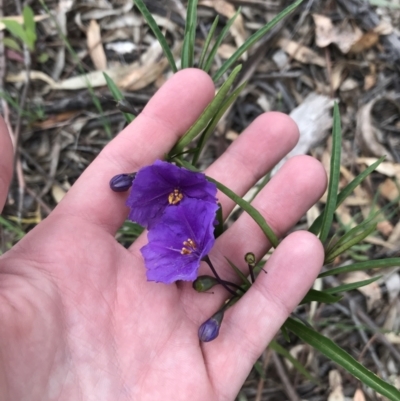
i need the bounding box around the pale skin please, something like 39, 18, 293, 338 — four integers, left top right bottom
0, 69, 327, 401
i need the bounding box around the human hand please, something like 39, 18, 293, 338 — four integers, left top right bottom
0, 69, 326, 401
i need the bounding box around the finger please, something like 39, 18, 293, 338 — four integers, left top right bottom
53, 69, 215, 233
0, 116, 13, 211
203, 231, 324, 399
182, 155, 326, 317
206, 111, 299, 219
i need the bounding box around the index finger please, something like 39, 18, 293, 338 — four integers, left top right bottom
53, 69, 215, 233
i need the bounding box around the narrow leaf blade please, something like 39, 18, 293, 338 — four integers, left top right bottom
285, 318, 400, 401
181, 0, 198, 68
134, 0, 178, 73
198, 15, 219, 70
319, 102, 342, 243
324, 276, 382, 294
213, 0, 303, 81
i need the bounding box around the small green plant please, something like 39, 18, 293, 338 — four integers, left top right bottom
1, 6, 37, 51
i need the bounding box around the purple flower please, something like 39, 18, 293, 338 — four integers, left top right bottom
198, 310, 224, 342
140, 199, 218, 283
126, 160, 217, 228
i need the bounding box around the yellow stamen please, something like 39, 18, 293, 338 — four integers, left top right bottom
168, 189, 183, 205
180, 238, 197, 255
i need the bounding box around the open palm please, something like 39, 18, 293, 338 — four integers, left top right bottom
0, 69, 326, 401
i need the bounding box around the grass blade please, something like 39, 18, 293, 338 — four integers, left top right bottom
203, 8, 241, 73
207, 176, 279, 247
225, 257, 251, 286
324, 276, 382, 294
192, 80, 247, 165
103, 73, 135, 123
318, 258, 400, 278
309, 156, 385, 235
269, 340, 318, 383
285, 318, 400, 401
181, 0, 198, 68
319, 102, 342, 243
324, 223, 377, 264
198, 15, 219, 69
300, 289, 341, 305
170, 64, 242, 155
212, 0, 303, 81
134, 0, 178, 73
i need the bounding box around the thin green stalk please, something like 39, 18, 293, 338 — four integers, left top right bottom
133, 0, 178, 73
319, 102, 341, 243
181, 0, 198, 68
198, 16, 219, 69
213, 0, 303, 81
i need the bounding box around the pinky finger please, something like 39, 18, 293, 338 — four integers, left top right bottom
202, 231, 324, 399
0, 116, 13, 211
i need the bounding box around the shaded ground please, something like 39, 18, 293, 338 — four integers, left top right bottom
1, 0, 400, 400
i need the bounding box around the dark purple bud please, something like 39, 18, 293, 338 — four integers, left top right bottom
192, 275, 219, 292
110, 173, 136, 192
198, 310, 224, 342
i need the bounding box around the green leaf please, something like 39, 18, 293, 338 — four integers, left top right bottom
269, 340, 318, 383
170, 64, 242, 155
207, 176, 279, 247
181, 0, 198, 68
319, 102, 342, 243
309, 156, 385, 235
324, 223, 376, 264
3, 37, 21, 51
103, 72, 134, 123
214, 203, 224, 238
192, 80, 247, 165
23, 5, 36, 51
300, 289, 341, 305
324, 276, 382, 294
2, 19, 28, 44
37, 52, 49, 63
225, 257, 251, 286
198, 15, 219, 70
133, 0, 178, 73
0, 216, 25, 239
203, 8, 241, 73
318, 258, 400, 278
285, 318, 400, 401
212, 0, 303, 82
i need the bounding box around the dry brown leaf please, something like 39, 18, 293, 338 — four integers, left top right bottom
379, 178, 399, 201
377, 220, 394, 237
87, 19, 107, 71
356, 100, 394, 161
312, 14, 364, 54
217, 43, 236, 59
117, 41, 168, 90
353, 388, 366, 401
331, 62, 346, 91
343, 271, 381, 311
349, 32, 379, 53
51, 185, 68, 204
374, 20, 394, 35
328, 370, 345, 401
32, 111, 80, 129
199, 0, 246, 56
285, 344, 313, 370
364, 74, 376, 91
278, 38, 326, 67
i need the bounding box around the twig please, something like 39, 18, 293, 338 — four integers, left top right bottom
255, 348, 271, 401
271, 351, 301, 401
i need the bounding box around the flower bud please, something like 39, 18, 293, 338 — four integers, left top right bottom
109, 173, 136, 192
245, 252, 256, 266
192, 275, 219, 292
198, 310, 224, 342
